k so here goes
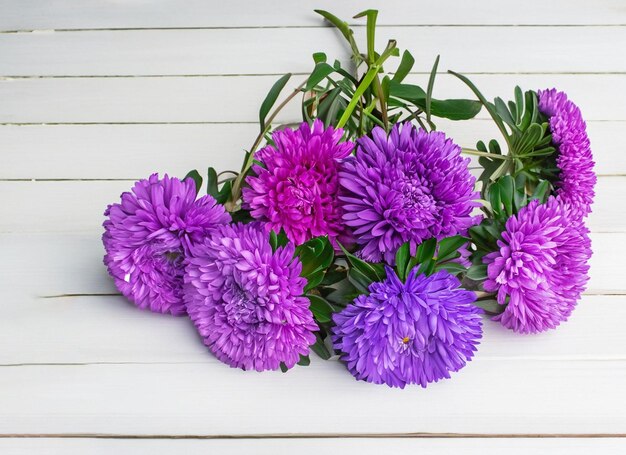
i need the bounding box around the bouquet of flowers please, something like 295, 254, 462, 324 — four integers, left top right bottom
102, 10, 595, 388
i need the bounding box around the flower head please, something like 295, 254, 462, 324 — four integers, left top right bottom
243, 119, 354, 246
483, 196, 591, 333
538, 89, 596, 218
102, 173, 230, 315
339, 123, 480, 263
184, 222, 318, 371
332, 267, 482, 388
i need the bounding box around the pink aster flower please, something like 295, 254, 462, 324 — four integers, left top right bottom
184, 222, 318, 371
483, 196, 591, 333
102, 174, 230, 315
243, 119, 354, 246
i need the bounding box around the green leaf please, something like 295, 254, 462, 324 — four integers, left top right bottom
434, 262, 467, 275
259, 73, 292, 133
269, 230, 278, 252
473, 299, 505, 314
305, 63, 335, 91
437, 235, 468, 262
392, 50, 415, 83
310, 334, 332, 360
279, 362, 289, 373
395, 242, 410, 281
499, 175, 515, 217
354, 10, 378, 64
416, 238, 437, 263
389, 81, 426, 102
206, 167, 219, 197
304, 269, 326, 293
297, 354, 311, 366
531, 180, 551, 203
429, 98, 482, 121
184, 170, 202, 195
466, 264, 488, 281
347, 268, 372, 294
325, 278, 358, 306
313, 52, 327, 64
338, 242, 385, 283
425, 55, 440, 126
307, 294, 334, 323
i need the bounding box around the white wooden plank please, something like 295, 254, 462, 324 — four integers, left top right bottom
0, 359, 624, 435
1, 121, 623, 179
1, 74, 623, 124
2, 0, 625, 30
0, 293, 622, 366
1, 26, 625, 76
2, 178, 623, 235
0, 438, 624, 455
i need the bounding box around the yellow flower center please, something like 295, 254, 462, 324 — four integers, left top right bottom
402, 336, 410, 344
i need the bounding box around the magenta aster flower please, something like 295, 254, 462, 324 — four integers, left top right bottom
243, 119, 354, 246
339, 123, 480, 263
332, 267, 482, 388
102, 173, 230, 315
184, 222, 318, 371
538, 88, 596, 218
483, 196, 591, 334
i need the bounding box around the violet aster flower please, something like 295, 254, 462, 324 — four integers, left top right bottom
538, 88, 596, 218
184, 222, 318, 371
332, 267, 482, 388
339, 123, 480, 263
243, 119, 354, 246
103, 173, 230, 315
483, 196, 591, 334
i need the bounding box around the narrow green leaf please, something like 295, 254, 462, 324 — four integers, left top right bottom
429, 98, 482, 121
269, 230, 278, 252
434, 262, 467, 275
206, 167, 219, 197
416, 238, 437, 263
354, 10, 378, 63
305, 63, 335, 91
259, 73, 292, 133
466, 264, 488, 281
184, 170, 202, 195
307, 294, 334, 323
313, 52, 327, 64
474, 298, 505, 314
395, 242, 410, 281
310, 334, 332, 360
279, 362, 289, 373
297, 354, 311, 366
437, 235, 468, 262
425, 55, 440, 126
392, 50, 415, 83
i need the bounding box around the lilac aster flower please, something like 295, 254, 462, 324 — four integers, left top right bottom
332, 267, 482, 388
103, 173, 230, 315
538, 88, 596, 218
184, 222, 318, 371
243, 119, 354, 246
339, 123, 480, 263
483, 196, 591, 334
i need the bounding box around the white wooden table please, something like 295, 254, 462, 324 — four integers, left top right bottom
1, 1, 625, 453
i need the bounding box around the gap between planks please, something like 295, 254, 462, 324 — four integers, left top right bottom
0, 433, 624, 439
3, 24, 626, 34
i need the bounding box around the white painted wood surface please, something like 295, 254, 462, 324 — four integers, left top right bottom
1, 1, 625, 452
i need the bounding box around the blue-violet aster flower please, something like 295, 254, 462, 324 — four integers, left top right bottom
103, 173, 230, 315
184, 222, 318, 371
339, 123, 480, 263
243, 119, 354, 246
483, 196, 592, 334
332, 267, 482, 388
538, 88, 596, 218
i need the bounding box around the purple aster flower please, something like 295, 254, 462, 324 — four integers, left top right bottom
243, 119, 354, 246
538, 88, 596, 218
483, 196, 591, 334
332, 267, 482, 388
339, 123, 480, 264
184, 222, 318, 371
103, 173, 230, 315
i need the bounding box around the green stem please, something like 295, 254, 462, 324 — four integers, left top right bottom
461, 148, 510, 160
